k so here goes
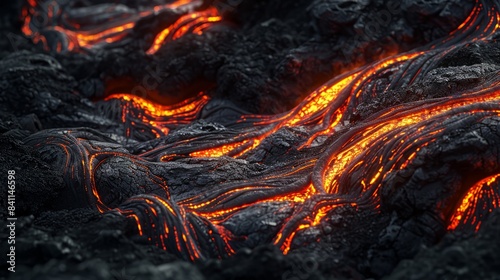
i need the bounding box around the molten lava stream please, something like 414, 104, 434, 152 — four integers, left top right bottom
274, 89, 500, 254
448, 174, 500, 232
182, 179, 318, 223
21, 0, 222, 53
182, 0, 500, 158
20, 0, 500, 262
104, 92, 210, 138
114, 0, 500, 259
317, 85, 500, 195
176, 159, 318, 216
146, 7, 222, 55
183, 51, 426, 158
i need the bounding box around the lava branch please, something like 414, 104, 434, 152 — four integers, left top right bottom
143, 0, 500, 160
21, 0, 222, 53
448, 174, 500, 232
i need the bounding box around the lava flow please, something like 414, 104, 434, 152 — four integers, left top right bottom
21, 0, 222, 53
21, 0, 500, 265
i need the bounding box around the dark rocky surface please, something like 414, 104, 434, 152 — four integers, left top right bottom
1, 0, 500, 280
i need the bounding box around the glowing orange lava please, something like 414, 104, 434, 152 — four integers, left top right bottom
448, 174, 500, 231
22, 0, 500, 261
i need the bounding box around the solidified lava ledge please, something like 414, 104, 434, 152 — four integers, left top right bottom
1, 0, 500, 279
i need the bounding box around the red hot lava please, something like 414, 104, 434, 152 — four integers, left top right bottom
22, 0, 500, 262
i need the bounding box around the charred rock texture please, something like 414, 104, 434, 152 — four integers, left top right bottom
1, 0, 500, 279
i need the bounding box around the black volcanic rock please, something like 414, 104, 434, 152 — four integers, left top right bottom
10, 0, 473, 115
385, 209, 500, 280
0, 135, 64, 217
1, 0, 500, 280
